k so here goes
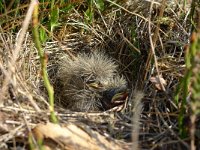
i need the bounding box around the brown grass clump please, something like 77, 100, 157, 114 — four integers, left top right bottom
0, 0, 199, 150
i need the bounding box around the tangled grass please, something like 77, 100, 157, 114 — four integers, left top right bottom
0, 0, 199, 149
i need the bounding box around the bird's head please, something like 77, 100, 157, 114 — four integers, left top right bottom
86, 77, 128, 111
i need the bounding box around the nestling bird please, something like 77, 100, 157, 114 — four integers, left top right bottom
57, 51, 128, 112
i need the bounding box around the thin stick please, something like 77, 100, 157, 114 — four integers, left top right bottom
0, 0, 38, 102
145, 0, 167, 91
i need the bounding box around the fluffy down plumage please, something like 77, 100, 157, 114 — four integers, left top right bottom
57, 52, 128, 112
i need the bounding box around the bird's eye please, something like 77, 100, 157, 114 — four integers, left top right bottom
85, 78, 95, 84
81, 73, 96, 84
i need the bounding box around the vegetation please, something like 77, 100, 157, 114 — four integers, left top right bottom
0, 0, 199, 149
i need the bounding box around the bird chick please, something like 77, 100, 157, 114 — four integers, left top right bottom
57, 51, 128, 112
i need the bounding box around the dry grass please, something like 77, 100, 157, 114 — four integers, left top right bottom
0, 0, 199, 149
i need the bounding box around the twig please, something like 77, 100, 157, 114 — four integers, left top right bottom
145, 0, 167, 91
0, 0, 37, 103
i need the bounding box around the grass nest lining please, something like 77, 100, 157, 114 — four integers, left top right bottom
0, 0, 199, 149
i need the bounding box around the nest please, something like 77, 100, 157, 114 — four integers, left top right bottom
0, 0, 197, 149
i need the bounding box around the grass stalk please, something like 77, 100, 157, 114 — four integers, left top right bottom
32, 1, 58, 124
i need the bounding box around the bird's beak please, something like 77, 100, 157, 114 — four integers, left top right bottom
86, 82, 103, 90
111, 91, 128, 104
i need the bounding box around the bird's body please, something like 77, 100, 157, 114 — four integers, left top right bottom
57, 51, 128, 112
